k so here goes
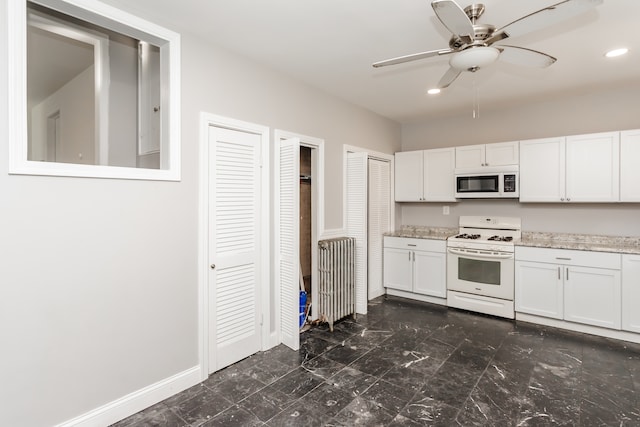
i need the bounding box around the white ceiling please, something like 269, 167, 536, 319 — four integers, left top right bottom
103, 0, 639, 123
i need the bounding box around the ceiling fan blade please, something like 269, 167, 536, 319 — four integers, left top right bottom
437, 67, 462, 89
498, 45, 557, 68
372, 48, 454, 68
431, 0, 474, 43
496, 0, 603, 40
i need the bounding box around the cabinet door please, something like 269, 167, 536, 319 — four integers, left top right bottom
395, 151, 424, 201
519, 137, 565, 202
620, 129, 640, 202
566, 132, 620, 202
413, 250, 446, 298
485, 141, 519, 167
383, 248, 413, 291
564, 266, 621, 329
515, 261, 563, 319
455, 144, 485, 169
423, 148, 456, 202
622, 255, 640, 333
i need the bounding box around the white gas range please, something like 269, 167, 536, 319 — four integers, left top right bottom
446, 216, 521, 319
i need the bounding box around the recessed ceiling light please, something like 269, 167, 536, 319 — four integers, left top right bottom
427, 88, 441, 95
605, 48, 629, 58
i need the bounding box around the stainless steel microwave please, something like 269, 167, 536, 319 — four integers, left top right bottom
455, 167, 519, 198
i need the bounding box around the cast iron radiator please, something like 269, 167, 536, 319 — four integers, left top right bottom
318, 237, 356, 331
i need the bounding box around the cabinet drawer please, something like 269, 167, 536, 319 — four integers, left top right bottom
384, 236, 445, 252
515, 246, 621, 269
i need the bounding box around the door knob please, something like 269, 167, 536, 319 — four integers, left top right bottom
210, 264, 216, 269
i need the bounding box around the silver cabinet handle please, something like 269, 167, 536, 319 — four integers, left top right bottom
408, 244, 417, 247
413, 252, 415, 262
556, 257, 571, 261
408, 252, 411, 261
558, 267, 561, 280
560, 198, 565, 201
210, 264, 216, 269
566, 267, 569, 281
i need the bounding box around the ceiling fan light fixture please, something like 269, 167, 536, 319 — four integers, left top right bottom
605, 48, 628, 58
449, 46, 500, 71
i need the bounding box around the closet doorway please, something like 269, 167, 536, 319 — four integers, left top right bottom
299, 146, 313, 302
275, 130, 325, 351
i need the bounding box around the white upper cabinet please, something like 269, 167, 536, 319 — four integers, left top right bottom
620, 129, 640, 202
519, 137, 566, 202
394, 151, 423, 202
485, 141, 520, 167
455, 141, 518, 169
423, 148, 456, 202
395, 148, 455, 202
565, 132, 620, 202
520, 132, 620, 203
455, 144, 485, 169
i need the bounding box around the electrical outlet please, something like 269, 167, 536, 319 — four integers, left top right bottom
443, 206, 450, 215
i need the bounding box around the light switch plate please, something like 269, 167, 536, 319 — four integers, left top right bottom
443, 206, 450, 215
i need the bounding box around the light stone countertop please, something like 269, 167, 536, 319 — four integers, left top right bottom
384, 225, 458, 241
385, 225, 640, 255
517, 231, 640, 255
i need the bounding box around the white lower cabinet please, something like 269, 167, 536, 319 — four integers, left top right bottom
383, 237, 446, 298
515, 260, 563, 319
563, 265, 621, 329
383, 246, 413, 292
515, 247, 621, 329
413, 250, 447, 297
622, 255, 640, 333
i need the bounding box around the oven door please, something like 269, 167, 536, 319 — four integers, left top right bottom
447, 247, 514, 300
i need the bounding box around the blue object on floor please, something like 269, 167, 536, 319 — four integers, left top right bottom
299, 291, 307, 327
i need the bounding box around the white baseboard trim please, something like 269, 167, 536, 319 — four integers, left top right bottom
386, 289, 447, 306
516, 313, 640, 344
266, 331, 280, 350
56, 366, 202, 427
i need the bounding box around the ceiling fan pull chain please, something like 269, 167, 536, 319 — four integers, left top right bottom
472, 77, 480, 119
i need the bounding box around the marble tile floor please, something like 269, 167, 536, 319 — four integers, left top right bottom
113, 296, 640, 426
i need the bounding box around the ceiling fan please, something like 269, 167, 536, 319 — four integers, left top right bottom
372, 0, 603, 89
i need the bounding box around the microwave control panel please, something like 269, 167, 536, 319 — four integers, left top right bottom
503, 174, 517, 193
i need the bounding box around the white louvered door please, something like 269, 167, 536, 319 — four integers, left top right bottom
208, 126, 262, 372
368, 159, 391, 300
346, 152, 368, 314
277, 138, 300, 350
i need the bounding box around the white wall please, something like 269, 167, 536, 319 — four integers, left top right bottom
1, 5, 400, 427
400, 83, 640, 237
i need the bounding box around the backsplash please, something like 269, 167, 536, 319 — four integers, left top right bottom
400, 199, 640, 237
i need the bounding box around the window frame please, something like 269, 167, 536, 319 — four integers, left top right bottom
7, 0, 181, 180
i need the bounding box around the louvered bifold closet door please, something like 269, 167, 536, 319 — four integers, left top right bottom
346, 152, 368, 314
277, 138, 300, 350
368, 158, 391, 300
208, 126, 262, 371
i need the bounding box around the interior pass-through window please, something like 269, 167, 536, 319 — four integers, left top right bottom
8, 0, 181, 180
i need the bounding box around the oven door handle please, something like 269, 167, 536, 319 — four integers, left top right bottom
447, 248, 514, 260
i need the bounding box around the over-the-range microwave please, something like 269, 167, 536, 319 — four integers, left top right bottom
455, 166, 519, 199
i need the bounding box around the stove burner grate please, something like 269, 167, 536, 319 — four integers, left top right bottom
454, 233, 481, 240
488, 235, 513, 242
